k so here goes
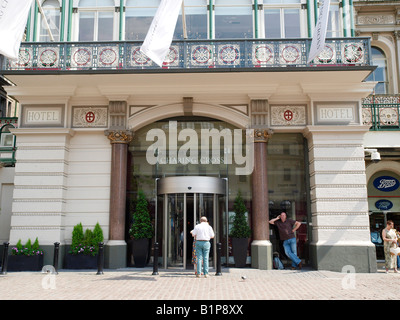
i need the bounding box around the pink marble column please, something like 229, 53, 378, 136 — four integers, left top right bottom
105, 130, 133, 241
252, 129, 272, 241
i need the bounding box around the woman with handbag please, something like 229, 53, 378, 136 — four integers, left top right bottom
382, 220, 399, 273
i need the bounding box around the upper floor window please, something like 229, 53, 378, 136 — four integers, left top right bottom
326, 1, 341, 38
263, 0, 302, 39
78, 0, 114, 41
366, 47, 388, 94
173, 0, 208, 40
214, 0, 253, 39
39, 0, 61, 41
125, 0, 159, 41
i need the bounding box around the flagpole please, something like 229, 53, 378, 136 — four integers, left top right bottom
182, 1, 187, 39
36, 0, 55, 41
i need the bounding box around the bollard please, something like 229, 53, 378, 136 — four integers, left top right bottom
53, 242, 60, 275
152, 242, 159, 275
0, 242, 9, 275
96, 242, 104, 275
215, 242, 222, 276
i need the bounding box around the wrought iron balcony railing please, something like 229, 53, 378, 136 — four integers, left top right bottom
362, 95, 400, 131
0, 37, 372, 73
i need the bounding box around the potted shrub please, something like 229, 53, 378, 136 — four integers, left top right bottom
8, 237, 44, 271
229, 191, 251, 268
64, 222, 103, 269
129, 190, 153, 267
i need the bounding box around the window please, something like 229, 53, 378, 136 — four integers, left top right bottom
39, 0, 61, 41
173, 0, 208, 40
366, 47, 388, 94
263, 0, 302, 39
326, 1, 340, 38
78, 0, 114, 41
0, 125, 14, 148
214, 0, 253, 39
125, 0, 159, 41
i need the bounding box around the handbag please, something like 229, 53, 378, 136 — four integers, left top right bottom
390, 243, 400, 256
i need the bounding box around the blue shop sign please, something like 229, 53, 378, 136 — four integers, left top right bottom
375, 199, 393, 211
373, 176, 400, 192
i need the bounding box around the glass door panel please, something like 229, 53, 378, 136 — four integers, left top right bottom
166, 194, 185, 268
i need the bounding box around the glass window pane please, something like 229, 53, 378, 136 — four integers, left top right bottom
326, 5, 340, 37
174, 6, 208, 40
126, 8, 157, 40
265, 9, 281, 39
40, 0, 60, 41
98, 12, 114, 41
215, 6, 253, 39
284, 9, 300, 38
79, 12, 95, 41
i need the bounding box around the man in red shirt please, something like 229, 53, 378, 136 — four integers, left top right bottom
269, 212, 302, 270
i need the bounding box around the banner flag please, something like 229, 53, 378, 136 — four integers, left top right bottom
307, 0, 331, 64
0, 0, 34, 60
140, 0, 183, 67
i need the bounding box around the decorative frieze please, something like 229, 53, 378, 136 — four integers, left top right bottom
72, 106, 108, 128
357, 14, 395, 25
270, 105, 306, 126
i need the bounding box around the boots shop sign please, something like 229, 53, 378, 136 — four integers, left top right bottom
373, 176, 400, 192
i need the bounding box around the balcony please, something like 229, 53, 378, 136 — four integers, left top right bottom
0, 37, 372, 74
362, 95, 400, 131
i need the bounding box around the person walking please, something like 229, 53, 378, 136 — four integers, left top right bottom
382, 220, 398, 273
269, 212, 302, 270
191, 216, 215, 278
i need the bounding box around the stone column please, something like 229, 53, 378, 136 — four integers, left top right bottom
251, 128, 273, 270
103, 100, 132, 269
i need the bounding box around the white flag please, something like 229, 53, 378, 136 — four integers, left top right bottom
140, 0, 183, 67
0, 0, 34, 61
307, 0, 331, 64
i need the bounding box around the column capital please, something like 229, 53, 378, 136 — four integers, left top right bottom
253, 128, 273, 143
105, 130, 133, 144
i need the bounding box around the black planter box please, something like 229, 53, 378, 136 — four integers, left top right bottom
64, 253, 97, 269
7, 254, 44, 271
131, 238, 150, 268
231, 238, 249, 268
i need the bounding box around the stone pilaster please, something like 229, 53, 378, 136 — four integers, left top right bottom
303, 125, 376, 272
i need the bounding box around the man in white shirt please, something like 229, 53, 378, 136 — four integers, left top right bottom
191, 216, 215, 278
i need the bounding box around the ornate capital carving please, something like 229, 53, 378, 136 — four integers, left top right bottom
105, 130, 133, 144
253, 128, 273, 143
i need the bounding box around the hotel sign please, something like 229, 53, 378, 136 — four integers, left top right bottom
315, 102, 358, 124
21, 105, 65, 128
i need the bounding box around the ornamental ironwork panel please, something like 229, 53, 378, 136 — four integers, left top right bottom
1, 38, 371, 73
362, 95, 400, 131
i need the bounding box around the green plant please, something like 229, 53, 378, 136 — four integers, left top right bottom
129, 190, 153, 239
11, 237, 43, 256
229, 191, 251, 238
69, 222, 104, 256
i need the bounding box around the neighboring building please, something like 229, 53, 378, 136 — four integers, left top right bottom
0, 0, 398, 273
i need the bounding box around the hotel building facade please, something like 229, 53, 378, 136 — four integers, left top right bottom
0, 0, 399, 273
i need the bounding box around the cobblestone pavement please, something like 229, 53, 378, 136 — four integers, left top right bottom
0, 266, 399, 301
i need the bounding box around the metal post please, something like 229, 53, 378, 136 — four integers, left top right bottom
215, 242, 222, 276
53, 242, 60, 274
152, 242, 159, 275
96, 242, 104, 275
1, 242, 9, 275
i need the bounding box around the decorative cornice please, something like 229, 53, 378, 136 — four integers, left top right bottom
105, 130, 133, 144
